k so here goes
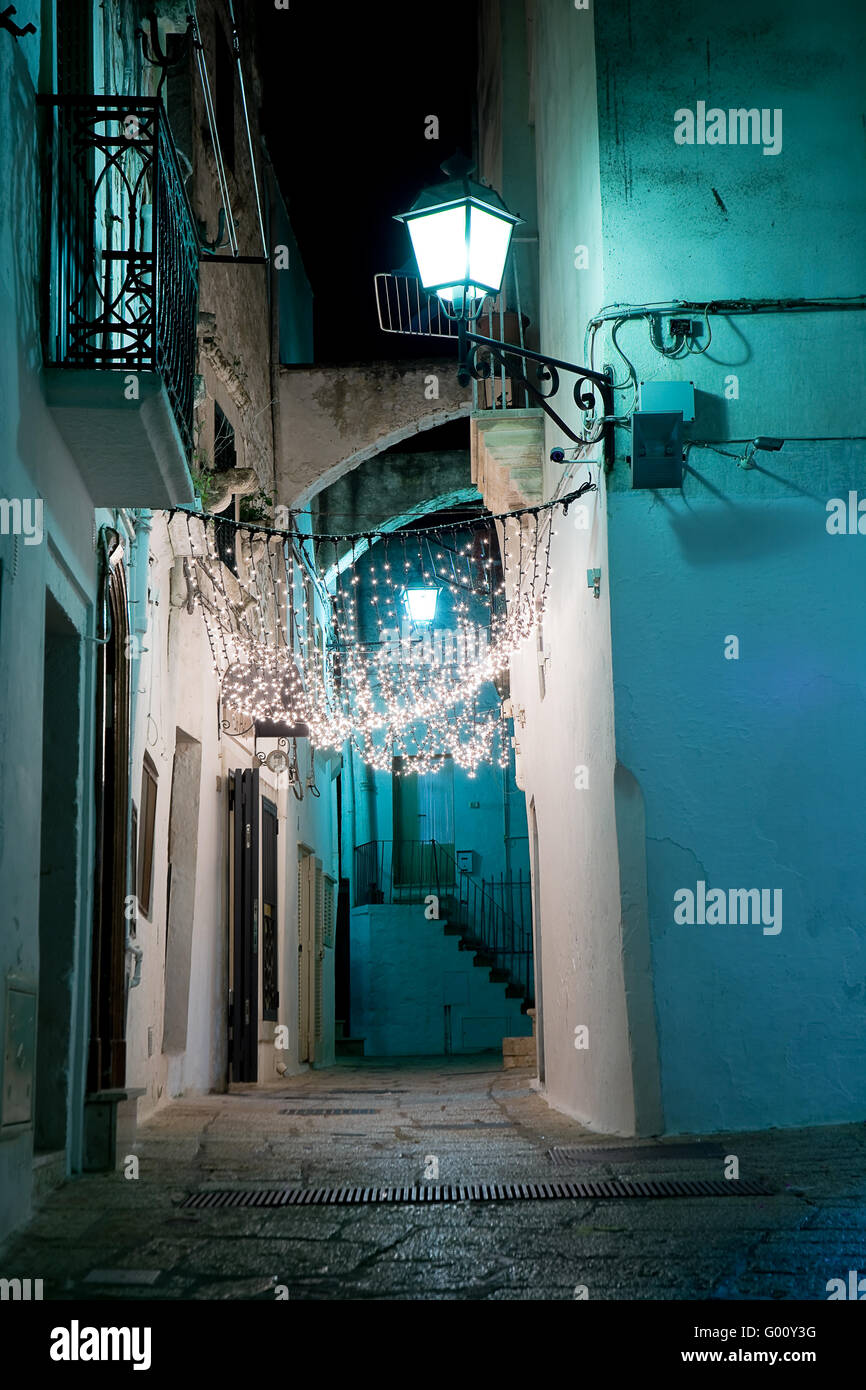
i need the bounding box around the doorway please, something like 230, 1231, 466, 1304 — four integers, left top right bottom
88, 546, 130, 1094
162, 732, 202, 1055
297, 847, 316, 1062
35, 594, 81, 1155
261, 797, 279, 1022
392, 754, 454, 885
229, 767, 259, 1082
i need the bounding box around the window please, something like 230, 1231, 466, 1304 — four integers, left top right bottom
536, 619, 547, 701
213, 404, 239, 573
137, 753, 158, 917
323, 875, 336, 949
213, 402, 237, 472
130, 802, 138, 933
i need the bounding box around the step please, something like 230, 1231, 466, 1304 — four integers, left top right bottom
335, 1037, 365, 1057
503, 1035, 535, 1069
503, 1036, 535, 1057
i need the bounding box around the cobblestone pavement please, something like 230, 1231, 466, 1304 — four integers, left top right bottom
2, 1057, 865, 1300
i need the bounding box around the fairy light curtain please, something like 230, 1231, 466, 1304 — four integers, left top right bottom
166, 477, 595, 774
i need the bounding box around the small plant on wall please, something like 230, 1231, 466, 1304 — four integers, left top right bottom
239, 488, 273, 525
190, 458, 218, 511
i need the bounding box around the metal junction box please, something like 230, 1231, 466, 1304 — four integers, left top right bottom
638, 380, 695, 422
631, 411, 685, 489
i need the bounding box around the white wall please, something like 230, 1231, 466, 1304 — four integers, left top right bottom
493, 4, 647, 1134
125, 515, 339, 1119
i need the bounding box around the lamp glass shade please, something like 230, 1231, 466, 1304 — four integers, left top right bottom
397, 169, 521, 312
407, 206, 467, 293
403, 587, 439, 624
468, 204, 514, 294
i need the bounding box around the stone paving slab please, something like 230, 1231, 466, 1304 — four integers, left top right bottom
1, 1057, 865, 1300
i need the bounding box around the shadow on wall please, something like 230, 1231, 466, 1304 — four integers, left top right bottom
613, 760, 664, 1136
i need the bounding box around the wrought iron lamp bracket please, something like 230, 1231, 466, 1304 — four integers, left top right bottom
138, 12, 192, 96
255, 734, 288, 767
457, 321, 615, 464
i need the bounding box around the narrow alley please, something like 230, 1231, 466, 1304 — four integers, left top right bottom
1, 0, 864, 1357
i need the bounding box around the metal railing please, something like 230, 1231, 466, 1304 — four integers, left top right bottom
353, 838, 454, 906
374, 272, 464, 339
353, 839, 533, 1006
40, 95, 199, 453
470, 257, 533, 414
373, 261, 533, 416
436, 847, 534, 1007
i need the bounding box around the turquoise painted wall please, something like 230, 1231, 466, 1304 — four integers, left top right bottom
351, 905, 532, 1055
592, 0, 866, 1130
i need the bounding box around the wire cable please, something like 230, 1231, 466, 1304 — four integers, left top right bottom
189, 2, 238, 256
227, 0, 268, 259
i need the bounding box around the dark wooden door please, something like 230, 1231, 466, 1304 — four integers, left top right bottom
88, 548, 130, 1093
229, 768, 259, 1082
261, 798, 279, 1022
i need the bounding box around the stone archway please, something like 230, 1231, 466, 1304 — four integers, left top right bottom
276, 360, 472, 507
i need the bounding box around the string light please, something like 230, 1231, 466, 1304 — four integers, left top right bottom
167, 478, 594, 772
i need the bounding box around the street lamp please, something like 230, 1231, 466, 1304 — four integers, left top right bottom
394, 152, 521, 319
395, 155, 614, 457
403, 586, 439, 625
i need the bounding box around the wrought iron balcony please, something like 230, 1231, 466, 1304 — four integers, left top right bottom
39, 95, 199, 506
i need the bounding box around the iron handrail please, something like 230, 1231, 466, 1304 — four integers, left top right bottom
434, 844, 533, 1005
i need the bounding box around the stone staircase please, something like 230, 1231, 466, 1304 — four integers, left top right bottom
439, 889, 533, 1017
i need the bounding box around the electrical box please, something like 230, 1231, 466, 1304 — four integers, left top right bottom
638, 380, 695, 422
631, 411, 685, 489
456, 850, 474, 873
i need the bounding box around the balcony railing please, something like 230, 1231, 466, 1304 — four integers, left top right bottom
40, 94, 199, 455
374, 262, 535, 417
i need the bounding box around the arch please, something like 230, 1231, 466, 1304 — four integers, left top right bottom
277, 360, 472, 508
319, 486, 482, 590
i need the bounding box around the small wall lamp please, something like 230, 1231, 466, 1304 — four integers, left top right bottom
739, 437, 785, 469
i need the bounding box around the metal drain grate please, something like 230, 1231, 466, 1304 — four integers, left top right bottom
279, 1108, 379, 1116
180, 1177, 772, 1209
